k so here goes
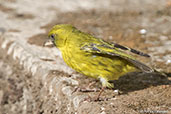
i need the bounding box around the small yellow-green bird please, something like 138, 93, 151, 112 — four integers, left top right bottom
44, 24, 154, 89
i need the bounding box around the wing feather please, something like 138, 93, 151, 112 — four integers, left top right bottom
80, 42, 154, 73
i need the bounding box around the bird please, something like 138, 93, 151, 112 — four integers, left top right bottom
44, 24, 155, 100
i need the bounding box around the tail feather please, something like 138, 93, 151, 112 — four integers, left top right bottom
128, 59, 167, 77
127, 59, 154, 73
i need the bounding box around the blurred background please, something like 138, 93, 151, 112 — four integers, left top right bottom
0, 0, 171, 113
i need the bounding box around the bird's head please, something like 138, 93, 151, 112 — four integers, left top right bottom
44, 24, 75, 49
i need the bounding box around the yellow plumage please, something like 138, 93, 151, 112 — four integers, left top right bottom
46, 24, 154, 88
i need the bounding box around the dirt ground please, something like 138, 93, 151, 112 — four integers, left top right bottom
28, 9, 171, 114
0, 0, 171, 114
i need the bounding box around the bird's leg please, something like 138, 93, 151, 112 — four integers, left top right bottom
82, 87, 109, 102
94, 87, 105, 101
79, 81, 100, 92
72, 81, 100, 94
84, 77, 114, 101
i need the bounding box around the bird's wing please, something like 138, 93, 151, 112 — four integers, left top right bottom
80, 41, 154, 73
111, 42, 150, 57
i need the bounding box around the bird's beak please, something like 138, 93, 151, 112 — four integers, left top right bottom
43, 39, 55, 47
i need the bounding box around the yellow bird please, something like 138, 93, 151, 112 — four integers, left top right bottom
44, 24, 154, 90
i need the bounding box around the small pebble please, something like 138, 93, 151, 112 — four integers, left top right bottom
139, 29, 147, 35
101, 107, 105, 111
166, 59, 171, 64
110, 102, 114, 105
114, 89, 119, 93
108, 36, 113, 40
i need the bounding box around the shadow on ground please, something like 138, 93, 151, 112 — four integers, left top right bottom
112, 72, 171, 93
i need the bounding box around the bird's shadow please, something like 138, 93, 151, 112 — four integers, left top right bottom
110, 72, 171, 94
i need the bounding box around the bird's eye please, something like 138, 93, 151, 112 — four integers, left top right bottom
50, 34, 55, 41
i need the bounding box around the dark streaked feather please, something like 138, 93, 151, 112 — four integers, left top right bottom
112, 43, 150, 57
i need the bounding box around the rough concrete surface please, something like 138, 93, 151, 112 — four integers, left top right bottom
0, 0, 171, 114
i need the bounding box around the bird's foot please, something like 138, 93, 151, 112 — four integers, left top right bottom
80, 87, 108, 102
72, 87, 100, 94
72, 81, 100, 94
82, 95, 109, 102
